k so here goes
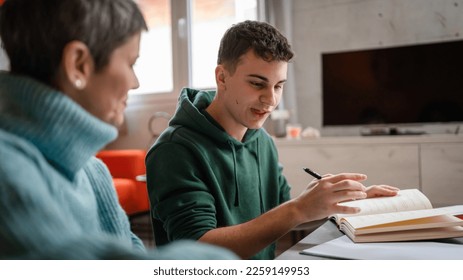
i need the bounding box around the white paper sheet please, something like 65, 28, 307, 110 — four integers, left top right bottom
301, 235, 463, 260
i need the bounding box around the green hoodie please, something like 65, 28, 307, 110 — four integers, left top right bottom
146, 88, 291, 259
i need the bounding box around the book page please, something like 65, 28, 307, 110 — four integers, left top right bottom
342, 205, 463, 233
343, 224, 463, 243
332, 189, 432, 224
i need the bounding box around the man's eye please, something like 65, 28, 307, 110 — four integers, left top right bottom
250, 81, 264, 88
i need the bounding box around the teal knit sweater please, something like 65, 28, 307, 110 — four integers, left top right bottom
0, 73, 236, 260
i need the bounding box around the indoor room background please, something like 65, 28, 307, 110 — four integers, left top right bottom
1, 0, 462, 147
1, 0, 462, 207
120, 0, 463, 147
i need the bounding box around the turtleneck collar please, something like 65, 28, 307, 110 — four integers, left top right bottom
0, 72, 118, 179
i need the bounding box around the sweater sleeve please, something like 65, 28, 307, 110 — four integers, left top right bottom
84, 157, 145, 252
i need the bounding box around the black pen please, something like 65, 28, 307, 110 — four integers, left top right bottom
303, 167, 322, 180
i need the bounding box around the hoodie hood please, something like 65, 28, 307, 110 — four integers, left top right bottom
170, 88, 261, 146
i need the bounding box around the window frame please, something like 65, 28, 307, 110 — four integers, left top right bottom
128, 0, 266, 106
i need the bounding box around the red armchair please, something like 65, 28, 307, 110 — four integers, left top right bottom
96, 149, 149, 216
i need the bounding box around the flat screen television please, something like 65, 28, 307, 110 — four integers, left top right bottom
322, 40, 463, 134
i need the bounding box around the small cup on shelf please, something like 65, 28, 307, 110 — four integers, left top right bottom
286, 123, 302, 140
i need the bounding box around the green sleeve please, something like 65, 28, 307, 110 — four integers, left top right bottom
146, 142, 217, 242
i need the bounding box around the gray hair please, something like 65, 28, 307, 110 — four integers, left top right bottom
0, 0, 148, 84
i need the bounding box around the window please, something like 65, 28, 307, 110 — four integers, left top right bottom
191, 0, 257, 89
131, 0, 259, 96
132, 0, 172, 94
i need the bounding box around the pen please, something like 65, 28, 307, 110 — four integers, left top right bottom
303, 167, 322, 180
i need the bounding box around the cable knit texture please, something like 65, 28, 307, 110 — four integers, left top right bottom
0, 73, 237, 260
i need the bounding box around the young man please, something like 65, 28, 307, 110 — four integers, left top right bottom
0, 0, 235, 260
146, 20, 399, 259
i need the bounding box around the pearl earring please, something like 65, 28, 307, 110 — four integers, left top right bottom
75, 79, 84, 89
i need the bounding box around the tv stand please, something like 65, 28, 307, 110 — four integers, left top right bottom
275, 135, 463, 207
360, 126, 426, 136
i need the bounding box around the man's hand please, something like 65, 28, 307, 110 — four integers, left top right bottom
293, 173, 368, 222
365, 185, 400, 198
293, 174, 400, 223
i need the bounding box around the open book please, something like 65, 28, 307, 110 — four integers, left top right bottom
330, 189, 463, 243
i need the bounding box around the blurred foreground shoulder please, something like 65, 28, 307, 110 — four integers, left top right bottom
148, 240, 239, 260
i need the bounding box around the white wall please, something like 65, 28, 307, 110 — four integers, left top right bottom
290, 0, 463, 136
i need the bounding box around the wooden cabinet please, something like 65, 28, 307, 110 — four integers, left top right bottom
275, 135, 463, 207
420, 143, 463, 207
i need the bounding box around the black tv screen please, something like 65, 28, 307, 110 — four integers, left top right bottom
322, 40, 463, 127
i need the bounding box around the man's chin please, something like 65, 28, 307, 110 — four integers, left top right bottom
247, 121, 266, 130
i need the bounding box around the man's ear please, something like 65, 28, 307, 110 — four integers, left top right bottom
215, 65, 227, 90
61, 41, 92, 90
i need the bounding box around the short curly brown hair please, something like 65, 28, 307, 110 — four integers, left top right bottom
217, 20, 294, 74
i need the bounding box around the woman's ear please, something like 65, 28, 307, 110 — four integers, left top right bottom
61, 41, 92, 90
